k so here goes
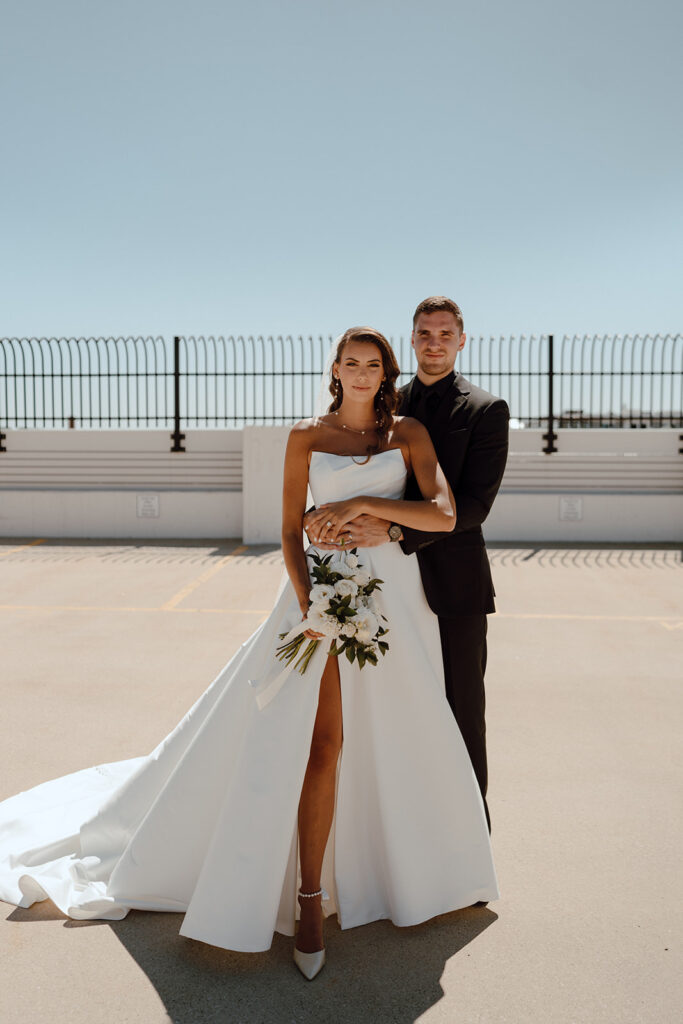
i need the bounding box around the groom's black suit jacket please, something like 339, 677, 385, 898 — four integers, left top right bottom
399, 373, 509, 617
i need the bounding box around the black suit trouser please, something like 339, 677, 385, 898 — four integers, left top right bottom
438, 614, 490, 832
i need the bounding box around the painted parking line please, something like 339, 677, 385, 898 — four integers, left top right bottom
0, 604, 679, 628
0, 604, 270, 614
0, 539, 46, 557
160, 545, 249, 610
496, 613, 683, 623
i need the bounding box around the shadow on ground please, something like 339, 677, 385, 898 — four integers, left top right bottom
109, 908, 495, 1024
9, 901, 496, 1023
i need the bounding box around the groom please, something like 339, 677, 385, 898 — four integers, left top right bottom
396, 296, 509, 831
309, 296, 509, 831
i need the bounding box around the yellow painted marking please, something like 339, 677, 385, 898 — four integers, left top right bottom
172, 607, 270, 615
0, 604, 270, 614
496, 613, 682, 623
160, 545, 249, 610
0, 539, 46, 557
0, 604, 678, 627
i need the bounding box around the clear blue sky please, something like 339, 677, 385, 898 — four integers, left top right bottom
2, 0, 681, 341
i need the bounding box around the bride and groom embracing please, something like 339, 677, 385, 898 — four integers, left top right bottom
0, 295, 509, 981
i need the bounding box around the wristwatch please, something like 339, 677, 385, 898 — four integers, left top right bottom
388, 523, 402, 542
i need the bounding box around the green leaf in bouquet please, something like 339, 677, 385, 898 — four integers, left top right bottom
363, 578, 384, 594
357, 649, 366, 669
345, 646, 356, 664
378, 641, 389, 653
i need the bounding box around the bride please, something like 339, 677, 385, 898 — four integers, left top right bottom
0, 327, 498, 981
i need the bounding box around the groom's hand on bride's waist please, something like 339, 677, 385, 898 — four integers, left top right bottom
303, 511, 396, 549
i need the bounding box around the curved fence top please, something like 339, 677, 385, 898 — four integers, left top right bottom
0, 333, 680, 430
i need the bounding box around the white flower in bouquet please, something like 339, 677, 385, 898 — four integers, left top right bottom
335, 579, 358, 598
354, 608, 379, 642
328, 556, 347, 575
353, 570, 371, 587
340, 621, 357, 638
307, 607, 334, 635
345, 553, 359, 568
310, 583, 336, 603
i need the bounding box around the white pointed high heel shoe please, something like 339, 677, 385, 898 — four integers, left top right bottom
293, 945, 326, 981
294, 888, 327, 981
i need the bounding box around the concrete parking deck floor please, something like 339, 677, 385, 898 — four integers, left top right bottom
1, 538, 681, 1024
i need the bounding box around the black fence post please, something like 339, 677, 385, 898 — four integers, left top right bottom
542, 333, 558, 454
170, 336, 186, 452
0, 430, 6, 453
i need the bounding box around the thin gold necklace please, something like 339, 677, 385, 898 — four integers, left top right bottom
332, 411, 380, 436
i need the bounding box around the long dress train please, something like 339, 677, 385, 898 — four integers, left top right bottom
0, 448, 499, 952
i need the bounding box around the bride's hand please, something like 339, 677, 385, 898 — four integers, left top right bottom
304, 511, 391, 550
306, 499, 365, 543
303, 508, 351, 548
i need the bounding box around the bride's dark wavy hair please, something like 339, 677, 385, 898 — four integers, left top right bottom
327, 327, 400, 455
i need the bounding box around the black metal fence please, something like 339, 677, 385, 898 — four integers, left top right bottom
1, 334, 681, 454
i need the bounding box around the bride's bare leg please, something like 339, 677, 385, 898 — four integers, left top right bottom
296, 654, 342, 953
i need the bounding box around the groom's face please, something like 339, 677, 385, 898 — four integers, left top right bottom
412, 311, 466, 381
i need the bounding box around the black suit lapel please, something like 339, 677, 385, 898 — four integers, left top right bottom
431, 373, 469, 434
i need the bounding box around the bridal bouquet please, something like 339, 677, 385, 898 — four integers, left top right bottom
276, 549, 389, 674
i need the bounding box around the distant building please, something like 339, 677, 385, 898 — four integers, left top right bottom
557, 409, 681, 428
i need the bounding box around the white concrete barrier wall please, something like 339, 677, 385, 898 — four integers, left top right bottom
241, 426, 291, 544
0, 488, 242, 540
0, 429, 243, 539
484, 492, 681, 542
0, 427, 681, 542
487, 428, 683, 543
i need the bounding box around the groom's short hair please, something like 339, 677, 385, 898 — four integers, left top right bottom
413, 296, 464, 334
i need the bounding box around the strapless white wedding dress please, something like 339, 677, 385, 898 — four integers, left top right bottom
0, 449, 498, 952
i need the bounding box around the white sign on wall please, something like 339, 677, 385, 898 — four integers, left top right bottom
136, 493, 160, 518
559, 496, 583, 521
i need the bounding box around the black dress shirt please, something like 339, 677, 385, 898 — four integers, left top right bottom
409, 371, 456, 428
